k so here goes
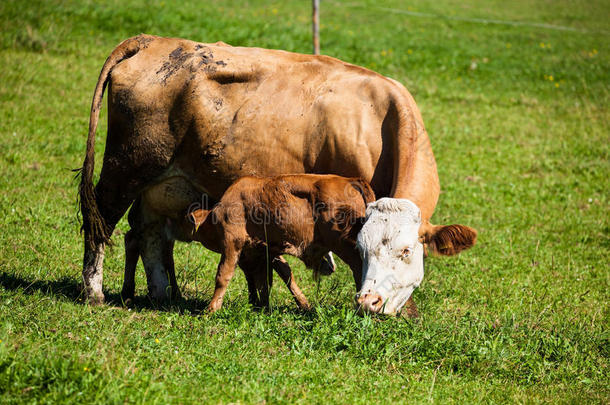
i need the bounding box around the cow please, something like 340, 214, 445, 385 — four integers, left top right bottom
78, 34, 476, 315
145, 174, 376, 313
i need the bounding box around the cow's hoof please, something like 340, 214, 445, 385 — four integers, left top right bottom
87, 292, 105, 306
170, 288, 182, 301
122, 296, 134, 307
79, 281, 105, 305
400, 301, 419, 319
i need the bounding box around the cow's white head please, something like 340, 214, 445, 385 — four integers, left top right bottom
355, 198, 477, 315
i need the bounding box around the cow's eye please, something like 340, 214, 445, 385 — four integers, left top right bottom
400, 247, 411, 258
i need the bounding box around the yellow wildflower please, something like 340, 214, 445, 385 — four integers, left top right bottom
155, 338, 160, 343
555, 83, 559, 88
407, 49, 413, 54
84, 367, 89, 372
380, 50, 387, 56
540, 42, 545, 48
272, 8, 278, 15
549, 75, 554, 81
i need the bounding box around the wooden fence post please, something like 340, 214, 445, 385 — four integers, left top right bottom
312, 0, 320, 55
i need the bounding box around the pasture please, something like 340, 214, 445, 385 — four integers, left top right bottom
0, 0, 608, 402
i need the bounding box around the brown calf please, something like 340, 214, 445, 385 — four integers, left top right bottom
181, 174, 375, 313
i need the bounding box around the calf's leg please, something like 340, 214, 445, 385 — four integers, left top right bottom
239, 253, 270, 308
208, 248, 240, 313
240, 253, 273, 308
272, 257, 311, 310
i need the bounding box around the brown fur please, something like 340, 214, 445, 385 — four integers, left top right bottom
77, 34, 474, 306
424, 224, 477, 256
79, 35, 145, 249
186, 174, 374, 312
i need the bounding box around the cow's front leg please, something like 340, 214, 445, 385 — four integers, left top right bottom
208, 249, 240, 313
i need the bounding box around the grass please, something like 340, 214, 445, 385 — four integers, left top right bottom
0, 0, 608, 403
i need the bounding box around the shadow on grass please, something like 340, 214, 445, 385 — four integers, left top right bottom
0, 271, 212, 315
0, 271, 320, 318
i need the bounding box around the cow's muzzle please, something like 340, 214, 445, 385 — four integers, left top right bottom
355, 292, 383, 314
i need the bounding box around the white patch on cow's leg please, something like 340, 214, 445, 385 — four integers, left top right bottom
139, 225, 171, 301
144, 261, 170, 301
82, 242, 105, 305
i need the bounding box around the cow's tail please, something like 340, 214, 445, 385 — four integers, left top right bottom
387, 91, 440, 236
78, 35, 150, 249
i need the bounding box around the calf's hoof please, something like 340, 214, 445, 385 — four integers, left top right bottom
298, 302, 312, 312
206, 300, 222, 314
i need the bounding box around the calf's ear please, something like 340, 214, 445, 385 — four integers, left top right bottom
188, 209, 211, 231
425, 224, 477, 256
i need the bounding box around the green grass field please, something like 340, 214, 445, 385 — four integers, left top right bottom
0, 0, 608, 403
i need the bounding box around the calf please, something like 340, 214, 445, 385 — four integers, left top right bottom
121, 198, 321, 310
184, 174, 375, 313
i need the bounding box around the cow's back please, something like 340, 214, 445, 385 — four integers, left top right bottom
112, 35, 437, 226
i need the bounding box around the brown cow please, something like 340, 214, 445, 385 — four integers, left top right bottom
177, 174, 374, 313
79, 34, 476, 315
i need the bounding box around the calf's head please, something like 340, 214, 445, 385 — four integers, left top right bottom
355, 198, 477, 315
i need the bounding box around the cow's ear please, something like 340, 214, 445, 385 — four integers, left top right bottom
425, 224, 477, 256
188, 209, 210, 231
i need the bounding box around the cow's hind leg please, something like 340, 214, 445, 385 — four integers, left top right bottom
121, 229, 139, 305
82, 176, 137, 304
81, 147, 173, 304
